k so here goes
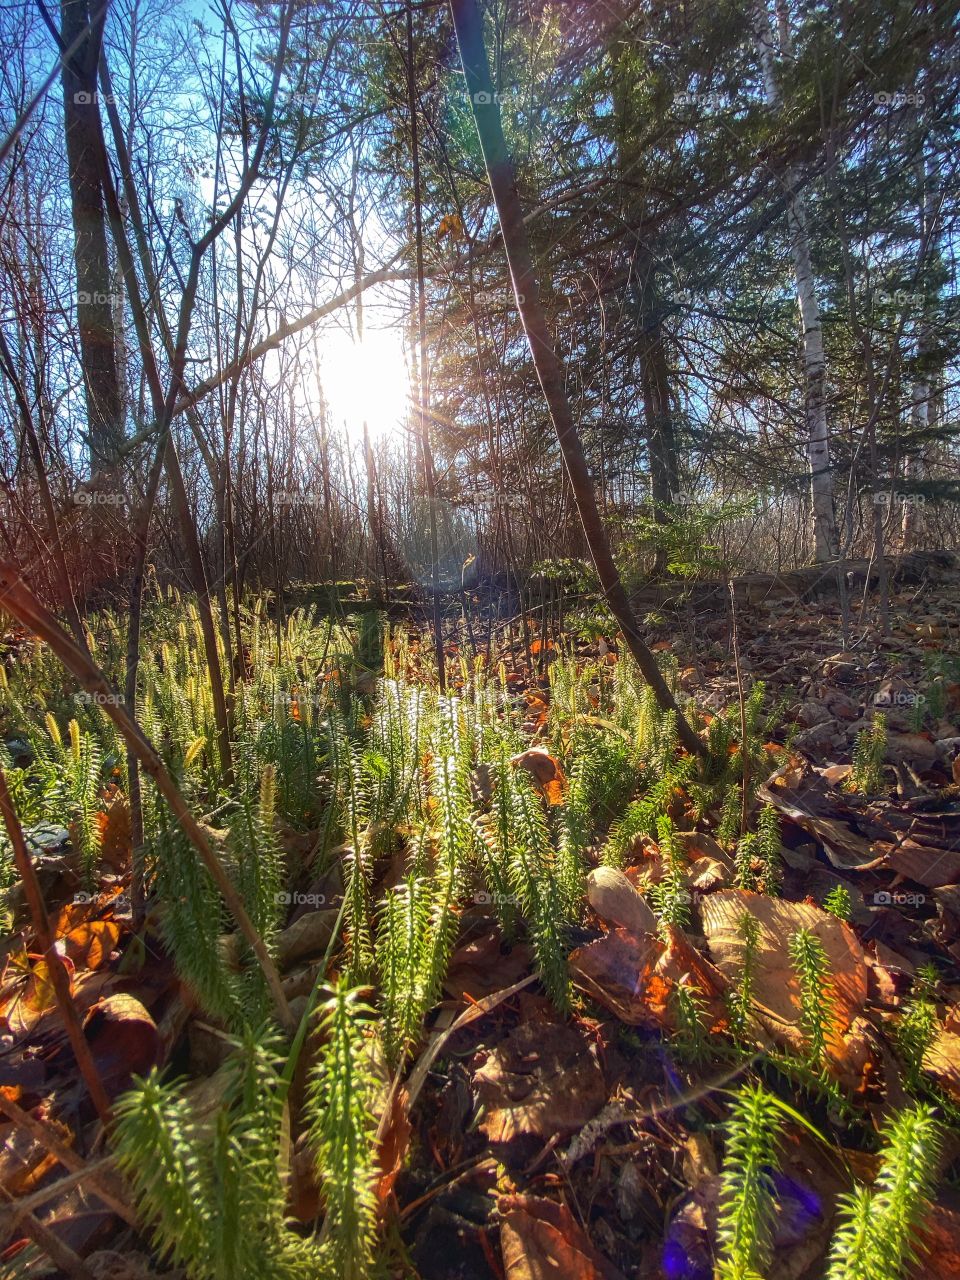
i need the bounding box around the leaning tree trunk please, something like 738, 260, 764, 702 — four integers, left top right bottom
753, 0, 838, 564
60, 0, 124, 473
405, 0, 446, 690
449, 0, 704, 758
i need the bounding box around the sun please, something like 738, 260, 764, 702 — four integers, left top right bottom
318, 325, 410, 443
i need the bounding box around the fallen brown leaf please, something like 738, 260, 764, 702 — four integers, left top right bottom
759, 773, 877, 869
922, 1025, 960, 1103
883, 838, 960, 889
0, 953, 63, 1036
700, 890, 869, 1077
98, 794, 132, 871
499, 1194, 625, 1280
474, 1021, 605, 1143
586, 868, 657, 936
0, 1121, 60, 1196
58, 921, 120, 972
917, 1203, 960, 1280
568, 929, 664, 1027
443, 931, 533, 1001
82, 994, 161, 1096
569, 926, 726, 1032
510, 749, 567, 804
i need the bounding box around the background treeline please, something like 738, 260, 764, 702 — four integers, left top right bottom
0, 0, 958, 613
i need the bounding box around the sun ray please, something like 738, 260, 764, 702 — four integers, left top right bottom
318, 326, 410, 443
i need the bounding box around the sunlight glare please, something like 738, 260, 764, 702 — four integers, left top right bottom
318, 326, 410, 443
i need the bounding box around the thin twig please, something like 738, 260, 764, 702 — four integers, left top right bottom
0, 561, 295, 1030
0, 1185, 98, 1280
0, 1092, 135, 1224
0, 765, 113, 1124
728, 580, 750, 836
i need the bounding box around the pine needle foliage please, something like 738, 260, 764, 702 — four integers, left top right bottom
755, 804, 782, 895
673, 980, 709, 1064
896, 963, 939, 1093
227, 766, 285, 1021
27, 716, 109, 883
113, 1029, 323, 1280
789, 927, 835, 1071
368, 677, 428, 827
372, 749, 471, 1058
376, 874, 431, 1064
546, 653, 596, 751
235, 673, 323, 829
503, 764, 572, 1011
322, 707, 374, 979
823, 884, 853, 921
733, 805, 782, 895
728, 911, 761, 1046
306, 981, 381, 1280
650, 815, 690, 935
430, 746, 474, 882
150, 808, 243, 1026
322, 705, 369, 854
734, 832, 760, 892
848, 714, 887, 795
826, 1104, 941, 1280
600, 758, 693, 869
716, 1083, 783, 1280
716, 783, 743, 850
559, 727, 636, 899
690, 681, 782, 820
475, 749, 522, 938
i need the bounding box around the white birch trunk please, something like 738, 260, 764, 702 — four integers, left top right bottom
754, 0, 838, 562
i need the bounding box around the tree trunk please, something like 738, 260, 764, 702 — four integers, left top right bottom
753, 0, 837, 563
449, 0, 704, 758
903, 146, 937, 550
405, 0, 446, 690
88, 92, 234, 784
607, 9, 680, 569
60, 0, 124, 473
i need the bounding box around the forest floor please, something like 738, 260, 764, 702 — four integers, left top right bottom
1, 573, 959, 1280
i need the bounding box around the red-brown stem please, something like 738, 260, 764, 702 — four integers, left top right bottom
0, 561, 295, 1031
0, 765, 113, 1124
